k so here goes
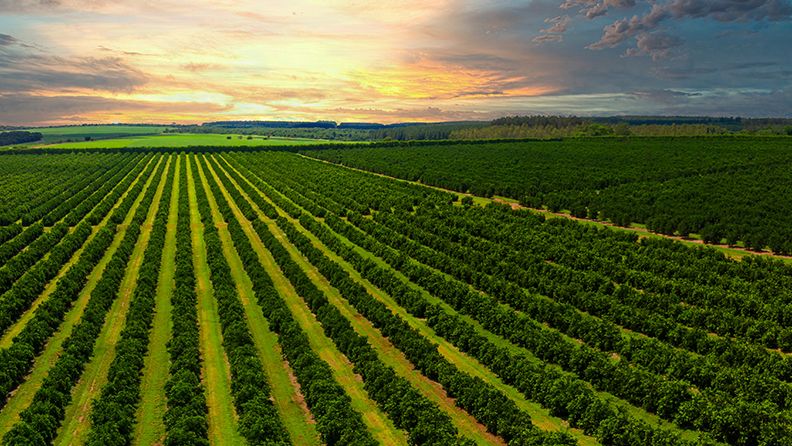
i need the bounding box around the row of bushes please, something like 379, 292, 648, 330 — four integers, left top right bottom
2, 159, 167, 443
87, 156, 175, 444
191, 156, 291, 444
0, 156, 160, 409
163, 156, 210, 445
199, 155, 377, 445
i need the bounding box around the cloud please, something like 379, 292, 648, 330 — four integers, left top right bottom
534, 15, 571, 43
181, 62, 224, 73
590, 0, 792, 49
636, 88, 792, 116
630, 88, 701, 103
625, 32, 683, 59
0, 93, 230, 125
562, 0, 637, 19
0, 0, 59, 12
0, 39, 147, 94
0, 34, 19, 46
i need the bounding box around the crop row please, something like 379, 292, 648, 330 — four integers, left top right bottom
163, 155, 210, 446
227, 151, 791, 445
86, 156, 175, 444
1, 158, 166, 443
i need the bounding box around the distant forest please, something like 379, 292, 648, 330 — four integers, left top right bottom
175, 116, 792, 141
0, 131, 42, 146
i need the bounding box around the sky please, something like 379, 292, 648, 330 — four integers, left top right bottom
1, 0, 791, 125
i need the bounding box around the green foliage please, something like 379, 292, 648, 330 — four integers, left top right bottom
230, 150, 792, 446
0, 131, 42, 146
308, 137, 792, 254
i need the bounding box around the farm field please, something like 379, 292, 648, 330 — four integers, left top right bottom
33, 133, 330, 149
1, 149, 791, 446
0, 126, 336, 150
20, 125, 168, 145
308, 137, 792, 255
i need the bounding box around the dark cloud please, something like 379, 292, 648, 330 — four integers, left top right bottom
625, 32, 683, 59
630, 88, 701, 103
0, 41, 147, 94
644, 88, 792, 116
590, 0, 792, 49
0, 93, 231, 125
0, 34, 18, 46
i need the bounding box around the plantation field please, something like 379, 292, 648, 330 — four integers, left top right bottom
37, 133, 329, 149
1, 149, 791, 446
308, 137, 792, 254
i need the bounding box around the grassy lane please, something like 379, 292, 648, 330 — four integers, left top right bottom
186, 155, 244, 446
208, 156, 504, 445
217, 154, 602, 445
199, 156, 408, 446
53, 156, 173, 446
133, 156, 180, 446
0, 156, 163, 437
194, 157, 320, 445
0, 155, 153, 349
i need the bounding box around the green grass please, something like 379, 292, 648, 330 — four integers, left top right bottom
186, 156, 245, 446
39, 133, 330, 149
0, 157, 162, 438
133, 156, 180, 446
54, 156, 173, 446
200, 156, 408, 446
195, 156, 321, 446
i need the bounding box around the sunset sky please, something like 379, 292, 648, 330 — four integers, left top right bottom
1, 0, 791, 125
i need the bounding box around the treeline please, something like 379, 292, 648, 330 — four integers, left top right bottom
86, 157, 174, 445
450, 115, 792, 140
193, 156, 293, 444
451, 122, 729, 139
307, 138, 792, 254
166, 121, 488, 141
370, 122, 488, 140
196, 156, 377, 445
0, 131, 42, 146
0, 153, 122, 225
166, 125, 373, 141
